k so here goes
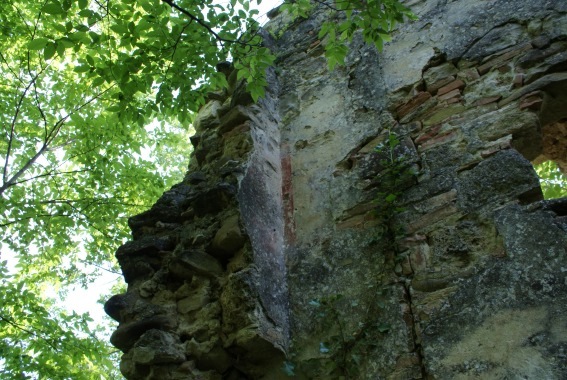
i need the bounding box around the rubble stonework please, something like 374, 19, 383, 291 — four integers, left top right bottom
106, 0, 567, 378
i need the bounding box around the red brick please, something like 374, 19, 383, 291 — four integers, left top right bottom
472, 95, 502, 106
419, 130, 458, 151
427, 76, 455, 94
414, 125, 442, 145
497, 64, 512, 73
520, 98, 543, 110
513, 73, 524, 88
410, 247, 429, 272
478, 43, 532, 75
480, 135, 512, 158
398, 234, 427, 250
413, 189, 458, 213
438, 88, 462, 101
396, 92, 432, 118
408, 204, 459, 233
519, 91, 544, 110
401, 255, 413, 276
437, 79, 465, 96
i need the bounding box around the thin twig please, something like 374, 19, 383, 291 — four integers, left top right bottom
3, 73, 39, 184
0, 86, 114, 196
160, 0, 261, 47
12, 169, 91, 186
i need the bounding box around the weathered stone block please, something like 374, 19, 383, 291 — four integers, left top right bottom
218, 106, 250, 135
169, 250, 223, 278
437, 88, 461, 102
210, 215, 246, 259
457, 150, 542, 213
193, 100, 222, 131
110, 315, 177, 352
437, 79, 465, 96
422, 105, 466, 126
465, 23, 528, 61
131, 330, 185, 365
396, 92, 432, 119
477, 42, 532, 75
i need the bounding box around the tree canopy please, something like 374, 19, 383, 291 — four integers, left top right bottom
535, 161, 567, 199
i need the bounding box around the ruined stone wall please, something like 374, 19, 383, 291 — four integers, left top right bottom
106, 0, 567, 378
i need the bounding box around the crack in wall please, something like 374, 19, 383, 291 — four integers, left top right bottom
401, 280, 429, 379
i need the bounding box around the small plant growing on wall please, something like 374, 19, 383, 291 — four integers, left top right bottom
373, 130, 416, 238
282, 131, 417, 378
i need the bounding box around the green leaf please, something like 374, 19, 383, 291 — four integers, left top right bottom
106, 105, 122, 112
28, 38, 50, 50
92, 77, 105, 87
44, 42, 57, 59
73, 65, 90, 73
57, 37, 75, 48
110, 23, 129, 34
535, 161, 567, 199
385, 193, 397, 203
53, 23, 68, 33
56, 41, 66, 57
42, 1, 65, 14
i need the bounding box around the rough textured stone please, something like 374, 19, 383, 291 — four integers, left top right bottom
424, 62, 458, 93
131, 330, 185, 365
209, 215, 246, 258
169, 250, 223, 278
456, 150, 543, 213
106, 1, 567, 379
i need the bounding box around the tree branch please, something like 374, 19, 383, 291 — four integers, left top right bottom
311, 0, 341, 12
0, 314, 61, 352
0, 85, 115, 197
80, 260, 122, 275
0, 212, 73, 228
160, 0, 261, 47
11, 169, 91, 187
0, 51, 24, 86
3, 72, 41, 184
160, 0, 229, 46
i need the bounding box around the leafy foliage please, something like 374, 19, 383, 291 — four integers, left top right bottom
535, 161, 567, 199
282, 0, 415, 69
373, 130, 415, 235
0, 0, 193, 377
0, 262, 121, 379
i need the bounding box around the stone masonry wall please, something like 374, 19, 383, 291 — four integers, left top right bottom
106, 0, 567, 379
